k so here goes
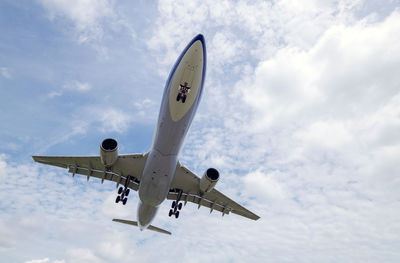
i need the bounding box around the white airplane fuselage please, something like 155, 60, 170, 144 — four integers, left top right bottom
137, 35, 206, 229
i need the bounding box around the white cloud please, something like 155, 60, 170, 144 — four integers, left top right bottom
96, 242, 125, 261
47, 90, 63, 98
134, 98, 154, 117
35, 120, 89, 154
63, 81, 91, 92
68, 248, 102, 263
209, 32, 245, 73
23, 257, 65, 263
147, 0, 364, 73
0, 67, 12, 79
47, 81, 91, 99
98, 108, 132, 133
46, 81, 91, 100
0, 218, 16, 251
0, 154, 6, 184
37, 0, 136, 59
295, 120, 353, 150
38, 0, 114, 43
25, 259, 50, 263
243, 10, 400, 129
243, 170, 287, 201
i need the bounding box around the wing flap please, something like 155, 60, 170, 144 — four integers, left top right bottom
67, 165, 139, 191
32, 153, 148, 191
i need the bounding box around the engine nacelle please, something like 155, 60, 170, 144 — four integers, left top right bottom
199, 168, 220, 193
100, 138, 118, 167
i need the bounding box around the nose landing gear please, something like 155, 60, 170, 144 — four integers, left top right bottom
176, 82, 190, 103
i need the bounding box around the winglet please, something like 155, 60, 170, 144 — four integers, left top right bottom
112, 219, 171, 235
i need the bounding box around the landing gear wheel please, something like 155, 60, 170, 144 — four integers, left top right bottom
182, 95, 186, 103
178, 202, 183, 210
122, 198, 127, 205
176, 93, 181, 101
169, 209, 173, 217
115, 196, 121, 203
125, 189, 130, 196
175, 211, 180, 218
118, 187, 123, 194
172, 201, 176, 208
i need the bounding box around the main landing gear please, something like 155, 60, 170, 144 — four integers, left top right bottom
115, 186, 129, 205
115, 176, 131, 205
169, 189, 183, 218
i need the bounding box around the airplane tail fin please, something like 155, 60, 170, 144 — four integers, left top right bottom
112, 219, 171, 235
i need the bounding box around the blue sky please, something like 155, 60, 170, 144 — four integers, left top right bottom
1, 0, 400, 262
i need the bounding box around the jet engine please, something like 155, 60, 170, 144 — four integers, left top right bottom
199, 168, 220, 193
100, 138, 118, 167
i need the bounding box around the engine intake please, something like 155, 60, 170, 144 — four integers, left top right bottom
200, 168, 220, 193
100, 138, 118, 167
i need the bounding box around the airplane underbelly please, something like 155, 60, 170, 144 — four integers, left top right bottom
137, 201, 158, 228
138, 149, 177, 206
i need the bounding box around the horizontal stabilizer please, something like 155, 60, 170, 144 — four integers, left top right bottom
112, 219, 171, 235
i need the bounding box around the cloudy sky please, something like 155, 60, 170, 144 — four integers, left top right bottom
1, 0, 400, 262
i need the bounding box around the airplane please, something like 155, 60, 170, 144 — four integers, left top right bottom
33, 34, 260, 235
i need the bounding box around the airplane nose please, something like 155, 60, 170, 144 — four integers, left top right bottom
194, 34, 205, 46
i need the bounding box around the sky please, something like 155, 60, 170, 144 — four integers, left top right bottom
1, 0, 400, 262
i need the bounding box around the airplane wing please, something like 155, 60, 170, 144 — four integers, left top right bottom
32, 153, 148, 191
168, 162, 260, 220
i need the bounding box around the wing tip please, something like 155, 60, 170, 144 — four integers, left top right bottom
32, 155, 44, 163
232, 209, 260, 221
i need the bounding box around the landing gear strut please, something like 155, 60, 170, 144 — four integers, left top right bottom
115, 176, 131, 205
169, 189, 183, 218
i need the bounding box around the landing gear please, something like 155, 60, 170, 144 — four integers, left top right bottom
168, 189, 183, 219
116, 188, 129, 204
116, 176, 132, 205
176, 93, 187, 103
169, 202, 182, 218
177, 82, 190, 104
